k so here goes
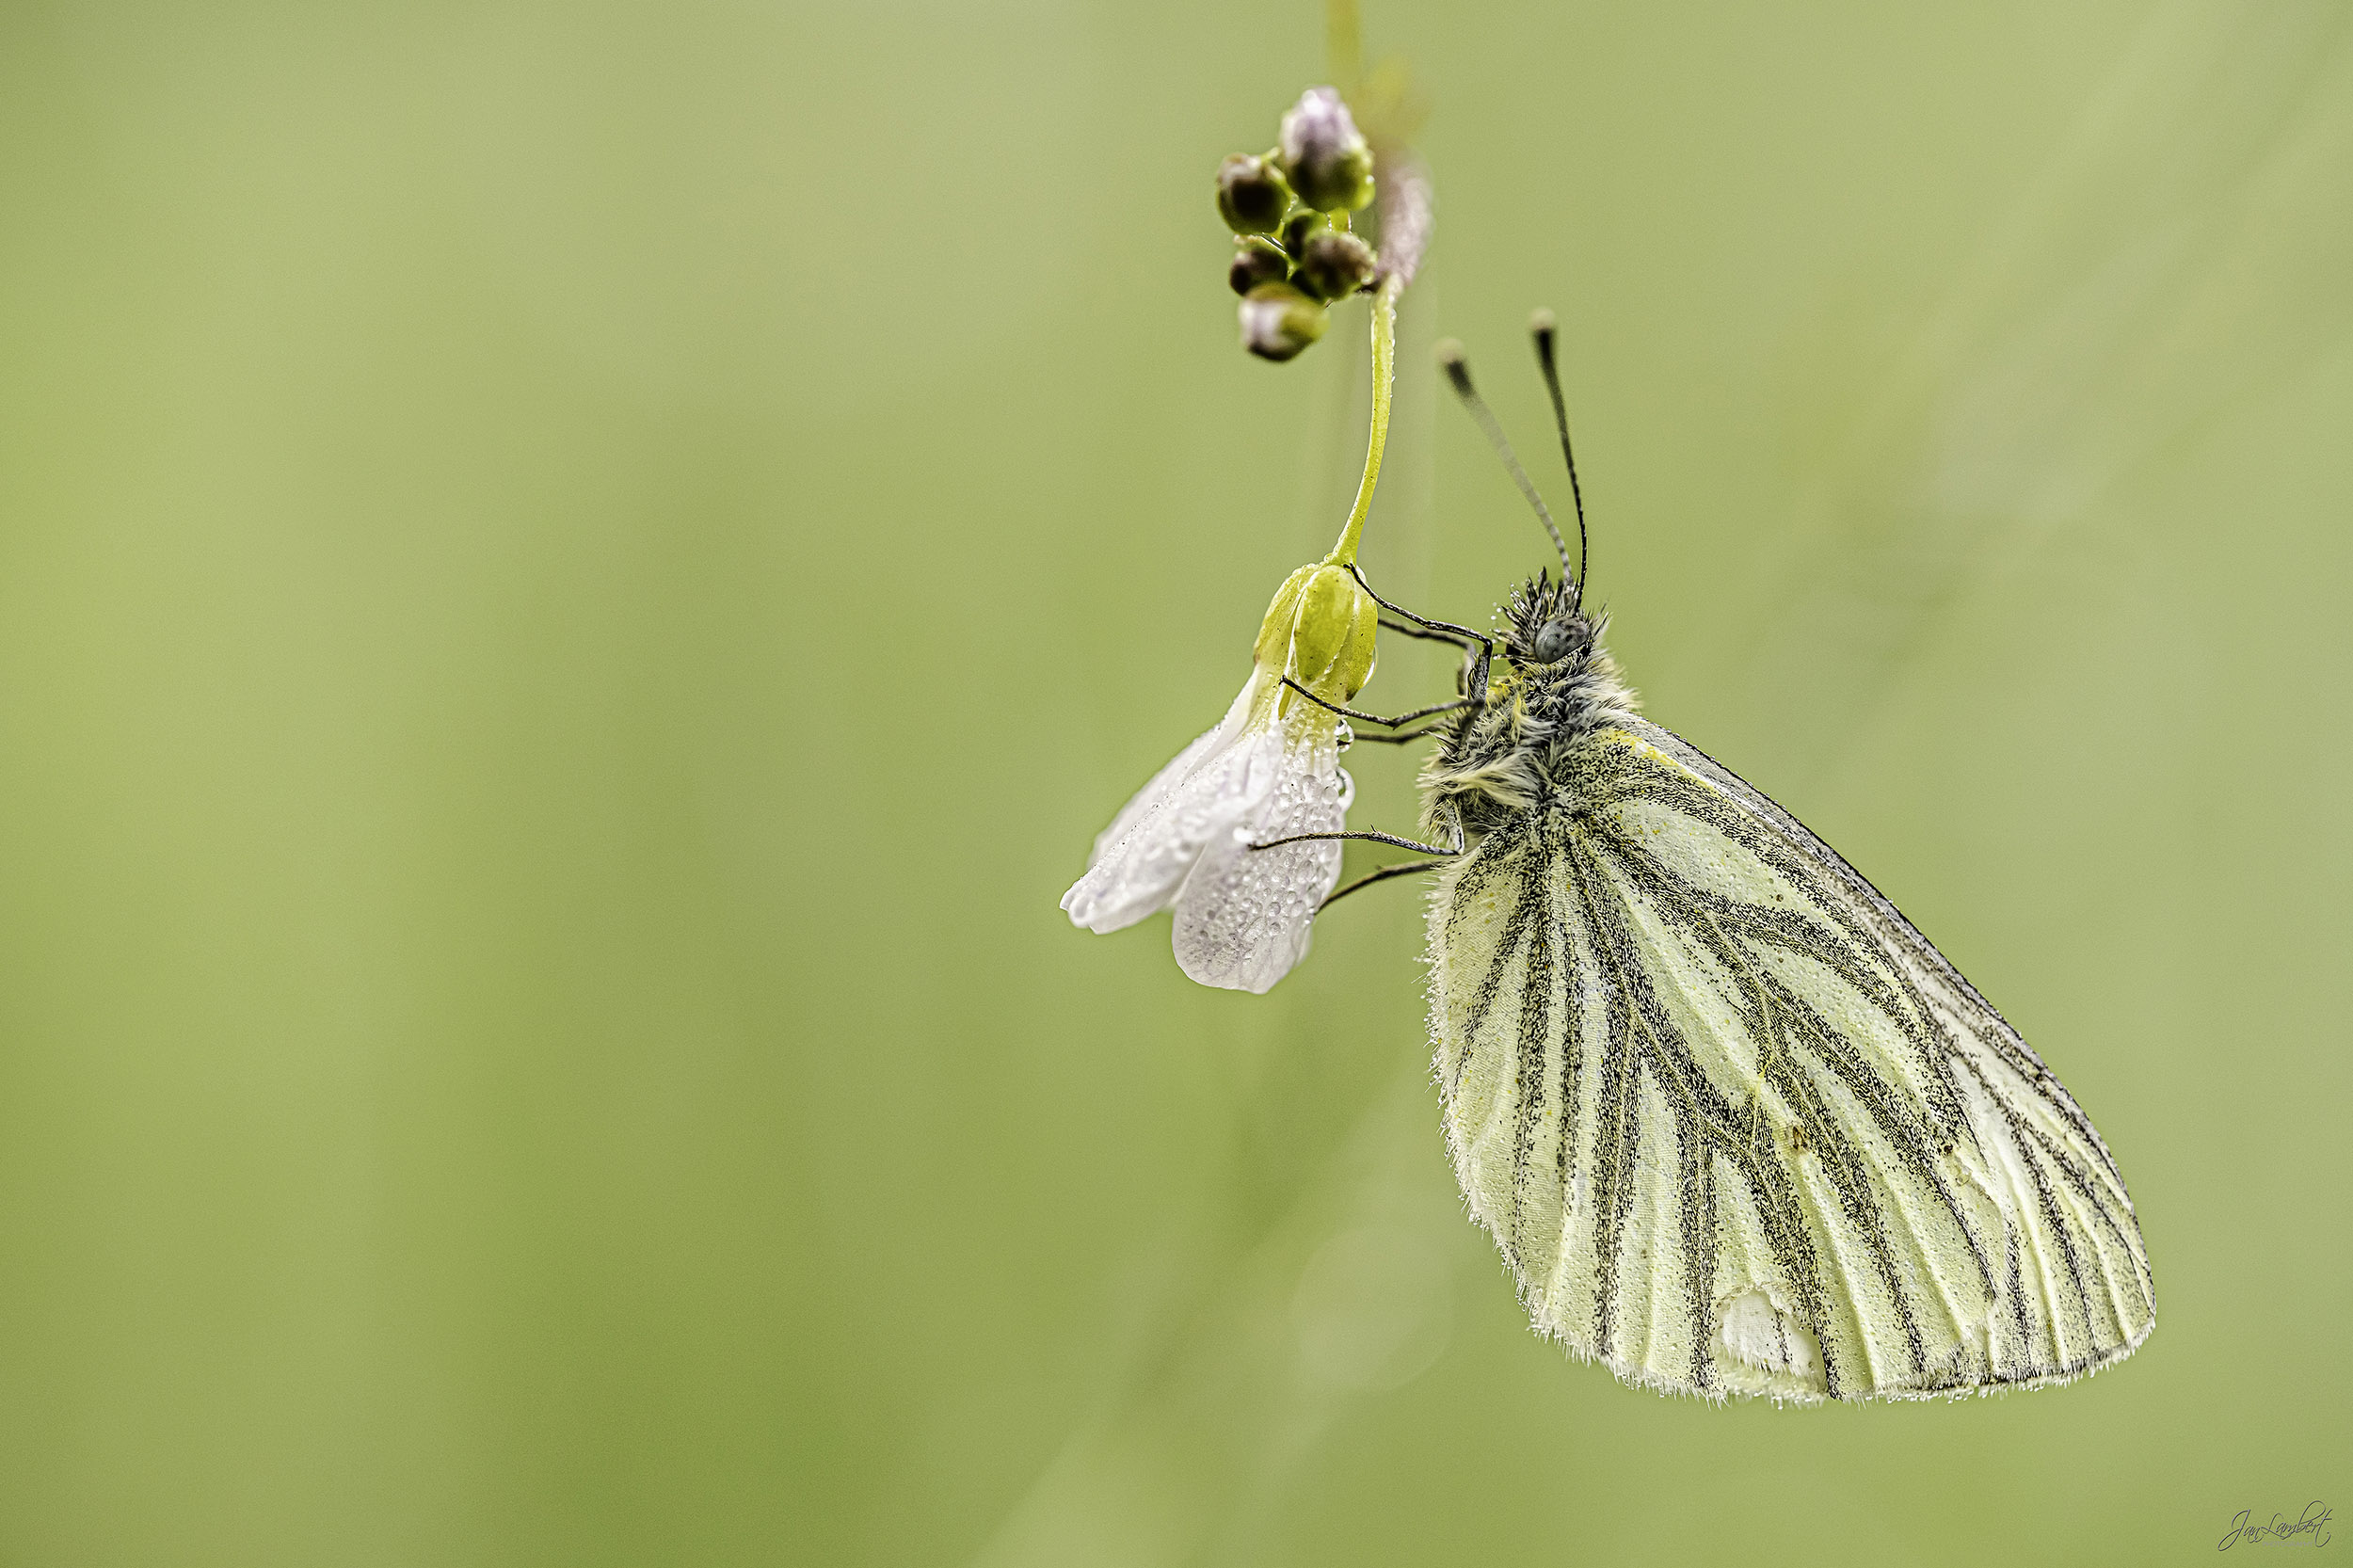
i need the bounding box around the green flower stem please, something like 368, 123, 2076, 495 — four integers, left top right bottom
1325, 274, 1399, 568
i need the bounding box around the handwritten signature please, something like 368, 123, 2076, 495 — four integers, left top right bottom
2221, 1503, 2332, 1549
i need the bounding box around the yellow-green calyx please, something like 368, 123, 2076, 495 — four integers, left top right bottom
1251, 561, 1378, 723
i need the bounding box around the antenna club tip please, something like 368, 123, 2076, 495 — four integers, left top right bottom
1529, 307, 1558, 336
1434, 338, 1473, 393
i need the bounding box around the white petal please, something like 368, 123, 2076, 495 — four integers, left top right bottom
1171, 713, 1353, 994
1061, 678, 1262, 933
1086, 712, 1230, 870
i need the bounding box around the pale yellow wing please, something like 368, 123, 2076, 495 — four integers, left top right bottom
1427, 719, 2153, 1401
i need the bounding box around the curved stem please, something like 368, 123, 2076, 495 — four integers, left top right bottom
1323, 275, 1398, 567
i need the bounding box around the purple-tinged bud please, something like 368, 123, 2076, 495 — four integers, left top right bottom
1279, 207, 1328, 256
1278, 87, 1374, 213
1215, 153, 1290, 235
1228, 237, 1289, 296
1292, 230, 1376, 301
1239, 282, 1328, 361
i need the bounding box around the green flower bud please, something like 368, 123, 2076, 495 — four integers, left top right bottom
1215, 153, 1290, 235
1238, 282, 1328, 361
1277, 87, 1374, 213
1292, 230, 1377, 301
1228, 236, 1289, 296
1252, 561, 1379, 710
1279, 208, 1328, 256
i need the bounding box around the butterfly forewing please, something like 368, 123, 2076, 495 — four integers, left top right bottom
1429, 719, 2154, 1402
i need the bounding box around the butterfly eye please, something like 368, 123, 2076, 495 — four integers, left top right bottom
1532, 618, 1579, 664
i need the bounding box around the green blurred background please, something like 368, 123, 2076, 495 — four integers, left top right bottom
0, 1, 2346, 1563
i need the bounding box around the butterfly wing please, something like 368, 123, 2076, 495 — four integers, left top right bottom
1428, 718, 2153, 1401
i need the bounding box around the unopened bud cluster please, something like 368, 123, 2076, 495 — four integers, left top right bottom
1215, 88, 1380, 362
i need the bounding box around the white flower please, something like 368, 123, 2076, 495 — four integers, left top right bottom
1062, 560, 1378, 993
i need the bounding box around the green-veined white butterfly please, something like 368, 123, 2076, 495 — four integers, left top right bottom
1262, 312, 2155, 1402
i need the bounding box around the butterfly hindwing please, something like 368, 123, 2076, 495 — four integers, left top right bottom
1428, 719, 2154, 1401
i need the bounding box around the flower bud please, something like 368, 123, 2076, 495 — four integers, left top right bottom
1253, 561, 1379, 709
1279, 208, 1327, 256
1292, 230, 1376, 301
1238, 282, 1328, 361
1228, 237, 1289, 296
1215, 153, 1290, 235
1277, 87, 1374, 213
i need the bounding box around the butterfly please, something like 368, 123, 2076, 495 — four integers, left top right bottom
1257, 312, 2155, 1402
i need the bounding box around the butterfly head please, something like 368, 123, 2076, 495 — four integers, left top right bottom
1531, 613, 1592, 665
1503, 571, 1597, 670
1480, 569, 1629, 737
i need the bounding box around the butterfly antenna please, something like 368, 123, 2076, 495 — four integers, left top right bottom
1529, 309, 1590, 613
1435, 341, 1573, 582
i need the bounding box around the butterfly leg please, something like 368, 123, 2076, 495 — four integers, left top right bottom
1250, 812, 1464, 858
1319, 857, 1451, 910
1258, 806, 1465, 906
1342, 723, 1449, 744
1278, 677, 1469, 729
1344, 565, 1486, 647
1346, 565, 1494, 697
1379, 616, 1472, 648
1377, 616, 1493, 702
